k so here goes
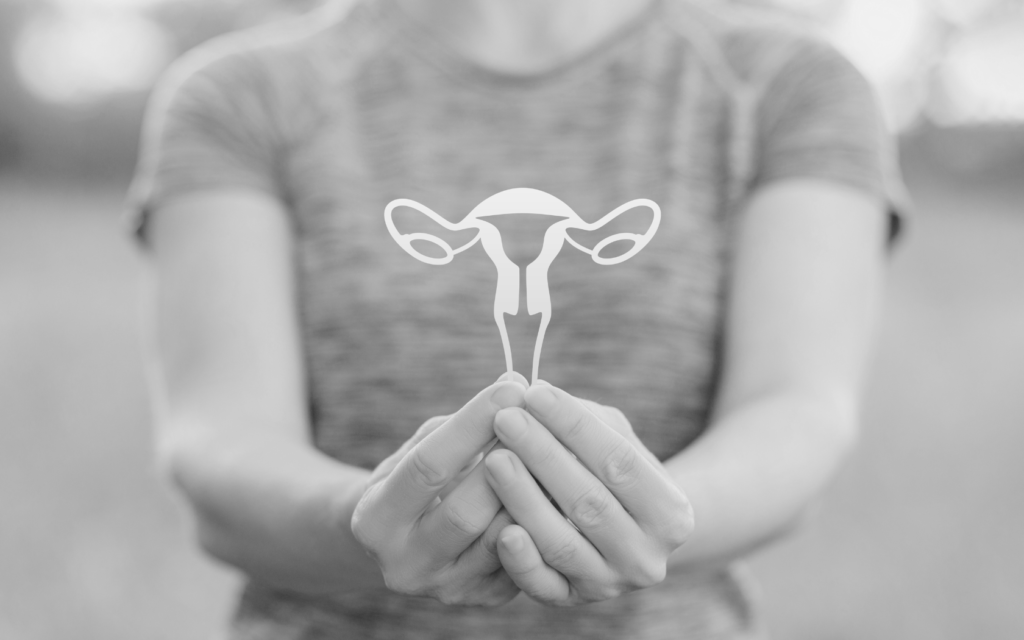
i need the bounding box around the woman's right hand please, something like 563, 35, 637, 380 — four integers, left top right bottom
350, 376, 528, 606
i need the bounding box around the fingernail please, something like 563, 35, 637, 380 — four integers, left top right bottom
500, 532, 523, 553
485, 451, 516, 484
526, 385, 557, 413
491, 382, 526, 408
494, 408, 528, 439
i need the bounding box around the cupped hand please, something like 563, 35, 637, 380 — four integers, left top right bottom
350, 374, 529, 606
483, 383, 694, 606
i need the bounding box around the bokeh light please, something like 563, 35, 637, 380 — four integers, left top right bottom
5, 0, 1024, 130
934, 19, 1024, 124
13, 5, 173, 105
825, 0, 933, 130
51, 0, 172, 8
828, 0, 931, 86
931, 0, 1002, 26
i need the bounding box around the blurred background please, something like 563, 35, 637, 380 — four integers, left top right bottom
0, 0, 1022, 638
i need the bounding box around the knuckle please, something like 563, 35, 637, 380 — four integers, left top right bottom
583, 401, 628, 432
629, 557, 667, 587
661, 495, 696, 548
534, 439, 564, 469
563, 408, 591, 441
434, 586, 462, 606
349, 496, 381, 550
479, 513, 515, 561
601, 440, 643, 490
406, 449, 450, 490
415, 415, 448, 439
662, 520, 692, 549
571, 577, 620, 604
579, 399, 603, 419
527, 577, 570, 606
568, 487, 615, 529
540, 533, 581, 570
349, 512, 372, 549
607, 408, 631, 432
382, 567, 428, 597
477, 538, 502, 567
440, 501, 487, 538
591, 582, 623, 603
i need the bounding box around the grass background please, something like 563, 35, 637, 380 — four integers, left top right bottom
1, 146, 1022, 639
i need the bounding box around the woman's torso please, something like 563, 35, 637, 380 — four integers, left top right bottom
165, 0, 825, 636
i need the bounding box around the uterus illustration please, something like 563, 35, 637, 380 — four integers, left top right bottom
384, 188, 661, 384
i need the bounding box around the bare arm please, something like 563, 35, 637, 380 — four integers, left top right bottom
480, 179, 889, 604
145, 189, 529, 603
663, 178, 889, 569
145, 189, 384, 595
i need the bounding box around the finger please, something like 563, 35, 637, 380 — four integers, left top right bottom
524, 385, 692, 538
447, 568, 520, 607
577, 399, 662, 470
421, 458, 504, 557
484, 449, 608, 582
434, 373, 522, 497
382, 374, 521, 486
415, 414, 453, 442
369, 414, 451, 485
493, 407, 644, 562
452, 508, 515, 575
434, 508, 523, 607
497, 525, 572, 605
442, 509, 524, 606
375, 380, 526, 526
439, 436, 500, 500
505, 371, 530, 387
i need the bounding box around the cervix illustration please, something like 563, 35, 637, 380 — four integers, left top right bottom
384, 188, 661, 384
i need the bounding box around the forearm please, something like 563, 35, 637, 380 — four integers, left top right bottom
663, 389, 858, 570
161, 428, 385, 596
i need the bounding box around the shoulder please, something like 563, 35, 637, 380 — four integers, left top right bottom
150, 0, 384, 113
661, 0, 855, 92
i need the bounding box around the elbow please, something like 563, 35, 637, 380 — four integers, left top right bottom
153, 427, 214, 503
770, 491, 838, 550
825, 399, 861, 471
774, 393, 863, 539
764, 389, 863, 545
818, 410, 859, 476
795, 384, 862, 465
193, 514, 243, 568
153, 430, 244, 566
771, 502, 816, 544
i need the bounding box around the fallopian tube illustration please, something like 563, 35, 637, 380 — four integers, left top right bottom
384, 188, 661, 384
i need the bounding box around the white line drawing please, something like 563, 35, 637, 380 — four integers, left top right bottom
385, 188, 661, 384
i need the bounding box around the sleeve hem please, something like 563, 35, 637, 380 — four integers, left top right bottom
750, 172, 913, 248
122, 178, 285, 249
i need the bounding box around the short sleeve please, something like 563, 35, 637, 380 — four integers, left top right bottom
754, 38, 911, 242
126, 46, 282, 244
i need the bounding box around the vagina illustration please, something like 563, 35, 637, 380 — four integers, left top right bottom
384, 188, 661, 384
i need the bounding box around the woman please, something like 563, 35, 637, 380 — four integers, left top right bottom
130, 0, 906, 637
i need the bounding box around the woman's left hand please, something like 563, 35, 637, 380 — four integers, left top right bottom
483, 383, 695, 606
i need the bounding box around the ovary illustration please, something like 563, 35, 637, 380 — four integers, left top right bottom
384, 188, 661, 384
